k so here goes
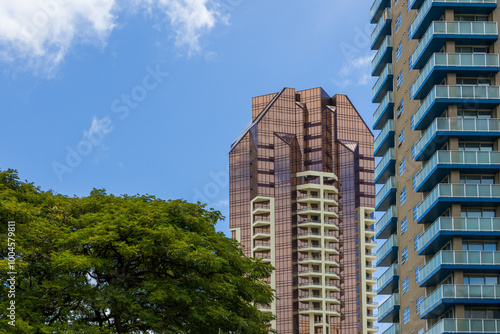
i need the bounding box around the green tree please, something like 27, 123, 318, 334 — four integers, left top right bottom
0, 170, 274, 333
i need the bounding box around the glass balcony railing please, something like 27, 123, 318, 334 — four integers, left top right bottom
425, 318, 500, 334
375, 176, 397, 211
375, 148, 395, 184
373, 92, 394, 130
372, 36, 393, 76
413, 118, 500, 161
374, 120, 394, 157
410, 21, 498, 70
370, 0, 391, 23
418, 217, 500, 254
411, 85, 500, 130
381, 323, 400, 334
416, 183, 500, 223
378, 293, 400, 322
411, 53, 499, 99
371, 8, 392, 50
421, 284, 500, 318
372, 64, 393, 103
419, 250, 500, 286
415, 150, 500, 191
376, 205, 397, 239
376, 234, 398, 266
377, 263, 399, 294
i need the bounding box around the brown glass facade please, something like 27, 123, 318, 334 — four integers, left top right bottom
229, 87, 376, 334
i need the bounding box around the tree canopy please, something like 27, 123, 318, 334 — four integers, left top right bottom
0, 169, 274, 333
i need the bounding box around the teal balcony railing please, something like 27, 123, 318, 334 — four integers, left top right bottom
416, 183, 500, 224
419, 250, 500, 286
376, 234, 398, 267
374, 119, 394, 157
377, 263, 399, 295
418, 217, 500, 255
371, 8, 392, 50
411, 53, 500, 100
410, 21, 498, 70
415, 150, 500, 191
375, 205, 397, 239
372, 64, 393, 103
413, 118, 500, 161
381, 324, 400, 334
425, 318, 500, 334
372, 36, 392, 76
370, 0, 391, 23
378, 293, 400, 323
373, 92, 394, 130
421, 284, 500, 318
411, 85, 500, 130
375, 148, 395, 184
375, 176, 397, 211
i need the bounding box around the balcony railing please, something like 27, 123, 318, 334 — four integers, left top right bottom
372, 36, 393, 76
421, 284, 500, 318
424, 318, 500, 334
374, 119, 394, 157
375, 147, 395, 184
411, 85, 500, 130
375, 176, 397, 211
410, 21, 498, 70
419, 217, 500, 255
419, 250, 500, 286
370, 0, 391, 23
411, 53, 500, 99
378, 293, 400, 322
371, 8, 392, 50
381, 323, 400, 334
372, 64, 393, 103
413, 118, 500, 161
416, 183, 500, 223
376, 234, 398, 266
375, 205, 397, 239
373, 92, 394, 130
415, 150, 500, 191
377, 263, 399, 295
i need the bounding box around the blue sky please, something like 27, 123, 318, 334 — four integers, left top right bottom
0, 0, 377, 237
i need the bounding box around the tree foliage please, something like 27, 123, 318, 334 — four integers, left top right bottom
0, 170, 274, 333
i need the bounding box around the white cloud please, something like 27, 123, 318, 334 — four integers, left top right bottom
335, 54, 374, 88
0, 0, 225, 75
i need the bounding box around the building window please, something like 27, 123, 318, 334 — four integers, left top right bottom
395, 14, 402, 33
396, 42, 403, 61
397, 71, 403, 89
399, 158, 406, 176
416, 265, 422, 282
402, 277, 409, 294
403, 307, 410, 324
414, 203, 420, 222
401, 217, 407, 235
398, 128, 405, 146
415, 233, 421, 252
397, 100, 404, 117
400, 187, 407, 205
402, 246, 408, 264
417, 296, 424, 314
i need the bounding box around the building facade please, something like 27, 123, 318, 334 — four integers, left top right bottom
229, 87, 377, 334
371, 1, 500, 334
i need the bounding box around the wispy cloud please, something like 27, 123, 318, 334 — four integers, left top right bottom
334, 54, 373, 88
0, 0, 226, 76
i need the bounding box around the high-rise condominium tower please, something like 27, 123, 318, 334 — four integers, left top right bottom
229, 87, 377, 334
371, 1, 500, 334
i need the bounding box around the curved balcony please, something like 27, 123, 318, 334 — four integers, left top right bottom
378, 293, 400, 323
253, 241, 271, 252
298, 294, 323, 302
253, 219, 271, 227
373, 92, 394, 130
374, 120, 395, 157
415, 183, 500, 224
370, 0, 391, 24
372, 36, 393, 76
410, 21, 498, 70
372, 64, 393, 103
411, 85, 500, 131
376, 234, 398, 267
410, 0, 497, 40
296, 220, 322, 228
411, 53, 500, 100
296, 183, 339, 194
375, 148, 395, 184
371, 8, 392, 50
377, 263, 399, 295
415, 150, 500, 192
420, 284, 500, 319
375, 176, 397, 212
424, 318, 500, 334
375, 205, 397, 239
419, 250, 500, 287
413, 118, 500, 161
381, 323, 400, 334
